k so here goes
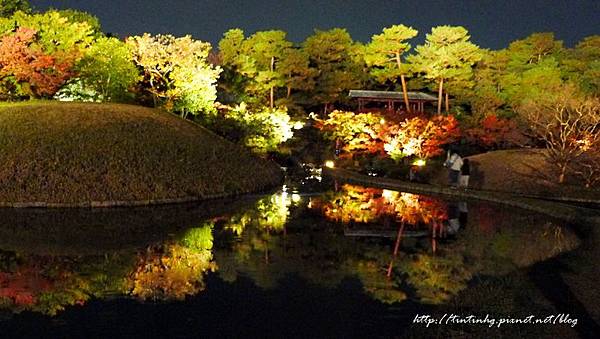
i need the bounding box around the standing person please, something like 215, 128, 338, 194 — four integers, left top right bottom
459, 158, 470, 189
445, 151, 463, 188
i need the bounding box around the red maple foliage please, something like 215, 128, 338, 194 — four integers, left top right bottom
0, 28, 75, 98
465, 115, 525, 149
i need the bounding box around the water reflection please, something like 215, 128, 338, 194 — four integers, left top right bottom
0, 185, 580, 316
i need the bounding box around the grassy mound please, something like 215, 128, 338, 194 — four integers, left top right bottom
431, 149, 600, 200
0, 102, 283, 206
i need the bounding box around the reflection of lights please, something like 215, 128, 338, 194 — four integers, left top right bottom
324, 160, 335, 169
413, 159, 426, 167
308, 199, 312, 208
292, 194, 301, 203
380, 118, 386, 124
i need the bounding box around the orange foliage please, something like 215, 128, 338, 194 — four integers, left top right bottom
466, 115, 524, 149
385, 115, 461, 159
0, 28, 75, 97
312, 184, 448, 227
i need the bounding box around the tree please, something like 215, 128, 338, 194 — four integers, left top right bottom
59, 37, 140, 102
564, 35, 600, 97
364, 24, 418, 112
243, 30, 293, 108
383, 115, 460, 160
519, 86, 600, 183
0, 28, 75, 98
277, 48, 315, 100
408, 26, 481, 114
4, 10, 95, 55
127, 33, 221, 117
0, 0, 30, 18
303, 28, 365, 113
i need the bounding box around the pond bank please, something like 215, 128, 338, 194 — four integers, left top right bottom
324, 167, 600, 227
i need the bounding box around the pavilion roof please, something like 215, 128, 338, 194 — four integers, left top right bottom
348, 90, 437, 101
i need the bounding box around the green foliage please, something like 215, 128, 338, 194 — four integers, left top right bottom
564, 35, 600, 97
408, 26, 482, 113
302, 28, 366, 110
181, 223, 214, 252
218, 29, 297, 108
56, 37, 139, 102
404, 253, 472, 304
364, 24, 418, 83
3, 10, 95, 55
127, 33, 221, 116
0, 0, 30, 18
319, 110, 382, 142
215, 103, 295, 153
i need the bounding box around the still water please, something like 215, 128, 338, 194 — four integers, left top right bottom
0, 174, 582, 337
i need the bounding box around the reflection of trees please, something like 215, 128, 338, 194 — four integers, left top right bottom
403, 253, 472, 304
127, 223, 216, 300
312, 184, 448, 227
0, 251, 134, 315
0, 222, 218, 314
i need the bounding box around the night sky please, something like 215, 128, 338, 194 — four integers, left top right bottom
31, 0, 599, 50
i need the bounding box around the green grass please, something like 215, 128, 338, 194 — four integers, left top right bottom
0, 101, 283, 206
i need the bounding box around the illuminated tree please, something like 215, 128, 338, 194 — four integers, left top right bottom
216, 103, 295, 153
0, 28, 75, 98
314, 110, 388, 156
0, 10, 95, 98
127, 33, 221, 117
2, 10, 95, 55
408, 26, 482, 114
244, 30, 293, 108
364, 24, 418, 112
278, 48, 315, 100
384, 115, 460, 160
519, 86, 600, 183
564, 35, 600, 97
302, 28, 365, 113
57, 37, 140, 102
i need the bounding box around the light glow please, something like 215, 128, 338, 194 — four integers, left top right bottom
324, 160, 335, 169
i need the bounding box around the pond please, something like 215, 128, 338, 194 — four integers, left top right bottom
0, 171, 590, 338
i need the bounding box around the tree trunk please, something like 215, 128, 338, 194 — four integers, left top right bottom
445, 92, 449, 113
396, 54, 411, 113
559, 165, 567, 184
437, 78, 444, 115
270, 56, 275, 109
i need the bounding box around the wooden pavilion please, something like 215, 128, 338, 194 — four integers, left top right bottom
349, 90, 437, 114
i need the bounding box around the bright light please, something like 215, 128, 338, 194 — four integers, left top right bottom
413, 159, 426, 167
292, 194, 301, 203
382, 189, 397, 201
293, 121, 304, 130
379, 118, 386, 124
324, 160, 335, 169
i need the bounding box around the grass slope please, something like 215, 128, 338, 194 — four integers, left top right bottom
431, 149, 600, 200
0, 102, 283, 206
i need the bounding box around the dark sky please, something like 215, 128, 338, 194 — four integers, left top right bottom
31, 0, 599, 50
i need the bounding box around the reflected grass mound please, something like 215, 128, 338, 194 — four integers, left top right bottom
0, 101, 282, 206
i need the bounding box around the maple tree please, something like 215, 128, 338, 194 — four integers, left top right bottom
465, 114, 525, 149
384, 115, 460, 160
0, 28, 75, 98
